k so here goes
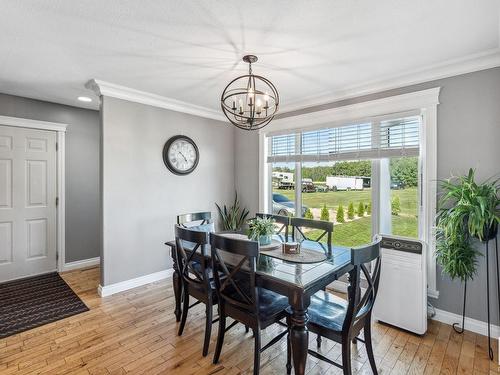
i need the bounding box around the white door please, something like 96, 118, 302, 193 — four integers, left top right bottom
0, 125, 57, 282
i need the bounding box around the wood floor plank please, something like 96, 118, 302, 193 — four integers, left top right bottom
0, 266, 498, 375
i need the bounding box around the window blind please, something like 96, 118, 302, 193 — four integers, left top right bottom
270, 133, 296, 159
267, 115, 421, 163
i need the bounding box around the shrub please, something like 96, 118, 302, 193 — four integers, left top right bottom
347, 202, 355, 219
336, 204, 345, 223
320, 204, 330, 221
357, 201, 365, 217
391, 196, 401, 216
366, 201, 372, 215
304, 207, 314, 219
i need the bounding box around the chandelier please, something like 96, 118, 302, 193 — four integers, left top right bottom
221, 55, 279, 130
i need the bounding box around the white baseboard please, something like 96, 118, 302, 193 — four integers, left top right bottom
432, 307, 500, 338
98, 268, 174, 297
62, 257, 100, 272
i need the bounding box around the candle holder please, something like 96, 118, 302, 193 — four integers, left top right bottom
283, 242, 301, 255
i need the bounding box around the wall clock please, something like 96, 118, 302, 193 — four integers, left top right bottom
162, 135, 199, 175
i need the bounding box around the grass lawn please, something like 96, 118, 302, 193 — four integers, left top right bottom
275, 187, 418, 246
274, 187, 418, 216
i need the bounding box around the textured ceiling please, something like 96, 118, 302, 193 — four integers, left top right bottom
1, 0, 499, 112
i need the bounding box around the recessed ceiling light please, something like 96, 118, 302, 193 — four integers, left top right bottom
77, 96, 92, 102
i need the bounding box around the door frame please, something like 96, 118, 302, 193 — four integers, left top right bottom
0, 115, 67, 273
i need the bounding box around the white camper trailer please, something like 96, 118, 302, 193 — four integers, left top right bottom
326, 176, 364, 191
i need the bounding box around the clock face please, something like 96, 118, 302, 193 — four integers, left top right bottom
163, 136, 199, 175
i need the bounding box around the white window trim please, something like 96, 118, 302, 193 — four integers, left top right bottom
258, 87, 440, 298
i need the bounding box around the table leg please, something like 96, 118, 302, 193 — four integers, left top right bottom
289, 301, 309, 375
171, 246, 182, 322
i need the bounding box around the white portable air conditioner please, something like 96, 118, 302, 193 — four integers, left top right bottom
373, 235, 427, 335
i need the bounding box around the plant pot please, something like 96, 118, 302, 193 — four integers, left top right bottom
475, 222, 499, 241
258, 234, 272, 246
483, 222, 498, 241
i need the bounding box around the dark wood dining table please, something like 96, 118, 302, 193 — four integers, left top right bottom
165, 235, 352, 375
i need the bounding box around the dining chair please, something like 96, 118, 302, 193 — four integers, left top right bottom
286, 236, 382, 375
210, 233, 289, 375
175, 224, 217, 357
177, 211, 212, 227
290, 217, 333, 255
256, 212, 290, 241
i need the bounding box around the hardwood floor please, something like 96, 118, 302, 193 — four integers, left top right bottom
0, 267, 498, 374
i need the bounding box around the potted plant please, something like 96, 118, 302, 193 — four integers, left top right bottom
436, 169, 499, 279
215, 192, 249, 231
435, 168, 499, 342
247, 217, 275, 246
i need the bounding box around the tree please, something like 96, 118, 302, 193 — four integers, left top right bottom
336, 204, 345, 223
390, 157, 418, 187
304, 207, 314, 219
320, 204, 330, 221
366, 201, 372, 215
392, 196, 401, 215
300, 160, 372, 182
357, 201, 365, 217
347, 202, 355, 219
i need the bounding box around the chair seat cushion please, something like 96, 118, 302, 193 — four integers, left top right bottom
224, 280, 289, 322
290, 290, 347, 332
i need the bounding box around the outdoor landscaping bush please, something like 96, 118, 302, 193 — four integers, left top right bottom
347, 202, 355, 219
320, 204, 330, 221
391, 196, 401, 215
304, 207, 314, 219
336, 204, 345, 223
366, 201, 371, 215
357, 201, 365, 217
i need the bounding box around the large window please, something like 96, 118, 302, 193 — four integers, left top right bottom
266, 114, 422, 246
261, 88, 440, 297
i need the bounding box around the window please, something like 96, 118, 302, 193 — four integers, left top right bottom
260, 88, 440, 297
300, 160, 373, 247
266, 115, 422, 246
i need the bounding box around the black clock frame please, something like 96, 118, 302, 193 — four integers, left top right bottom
162, 135, 199, 175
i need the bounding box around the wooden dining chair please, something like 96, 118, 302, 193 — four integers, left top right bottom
177, 211, 212, 227
290, 217, 333, 255
210, 233, 289, 375
286, 236, 382, 375
175, 225, 217, 357
256, 213, 290, 241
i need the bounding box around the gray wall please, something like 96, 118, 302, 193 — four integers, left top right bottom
234, 67, 500, 324
100, 96, 235, 286
234, 128, 260, 217
0, 93, 100, 263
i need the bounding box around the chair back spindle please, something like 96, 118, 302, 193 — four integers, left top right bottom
290, 217, 333, 255
210, 234, 260, 315
175, 225, 211, 293
343, 236, 382, 333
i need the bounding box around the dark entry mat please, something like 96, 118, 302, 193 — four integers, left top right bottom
0, 272, 89, 339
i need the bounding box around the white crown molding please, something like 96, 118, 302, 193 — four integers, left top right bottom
0, 115, 68, 132
280, 48, 500, 114
62, 257, 100, 272
263, 87, 441, 136
98, 268, 174, 297
86, 79, 226, 122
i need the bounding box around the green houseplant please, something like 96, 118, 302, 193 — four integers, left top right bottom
435, 168, 499, 345
436, 169, 499, 281
215, 192, 249, 231
247, 217, 275, 245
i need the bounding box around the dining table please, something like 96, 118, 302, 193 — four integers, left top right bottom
165, 234, 353, 375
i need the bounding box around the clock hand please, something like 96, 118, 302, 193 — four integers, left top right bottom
177, 151, 188, 162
